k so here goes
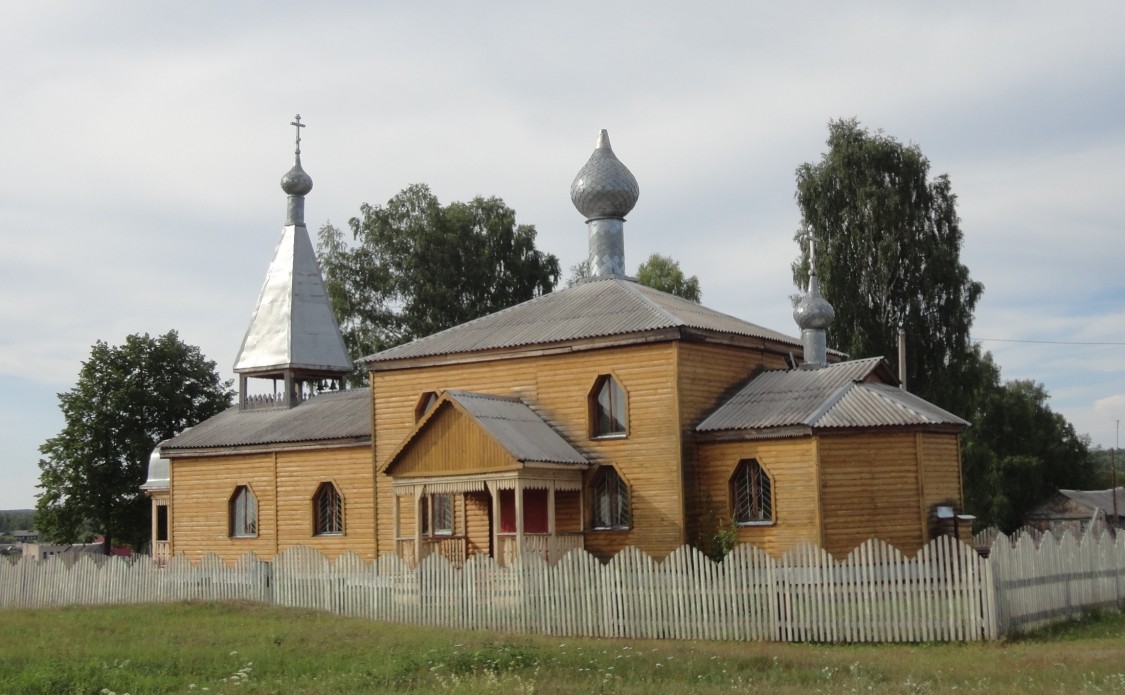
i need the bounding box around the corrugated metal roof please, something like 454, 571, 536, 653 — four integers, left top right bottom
366, 277, 802, 363
161, 388, 370, 451
1058, 488, 1125, 513
444, 391, 587, 465
697, 358, 968, 434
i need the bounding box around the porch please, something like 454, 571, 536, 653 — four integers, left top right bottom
392, 471, 585, 568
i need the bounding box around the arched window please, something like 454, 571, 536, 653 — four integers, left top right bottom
591, 467, 630, 530
229, 485, 258, 538
589, 375, 627, 437
313, 482, 344, 535
731, 459, 773, 525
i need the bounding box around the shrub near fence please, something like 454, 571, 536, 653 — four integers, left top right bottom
2, 529, 1123, 642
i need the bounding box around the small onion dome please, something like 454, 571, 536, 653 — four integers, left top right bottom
570, 129, 639, 220
280, 155, 313, 196
793, 279, 835, 330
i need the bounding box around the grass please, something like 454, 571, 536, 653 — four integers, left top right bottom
1, 602, 1124, 694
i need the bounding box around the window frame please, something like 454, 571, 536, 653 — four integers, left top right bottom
228, 485, 259, 539
588, 374, 628, 439
312, 481, 345, 536
415, 391, 439, 422
420, 493, 455, 537
730, 458, 774, 526
590, 466, 631, 531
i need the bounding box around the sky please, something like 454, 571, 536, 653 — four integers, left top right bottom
1, 2, 1123, 511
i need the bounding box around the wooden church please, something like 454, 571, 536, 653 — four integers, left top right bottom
146, 123, 969, 567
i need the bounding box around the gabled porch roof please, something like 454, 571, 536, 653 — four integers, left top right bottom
381, 390, 588, 482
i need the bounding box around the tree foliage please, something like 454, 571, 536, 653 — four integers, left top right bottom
635, 253, 702, 302
793, 118, 983, 411
962, 376, 1096, 531
794, 118, 1094, 530
36, 331, 233, 553
318, 184, 560, 382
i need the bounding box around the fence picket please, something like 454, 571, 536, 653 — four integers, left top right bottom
3, 528, 1121, 642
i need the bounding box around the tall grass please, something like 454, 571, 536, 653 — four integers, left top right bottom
1, 601, 1123, 694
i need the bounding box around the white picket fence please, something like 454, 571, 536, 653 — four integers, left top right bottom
2, 529, 1122, 642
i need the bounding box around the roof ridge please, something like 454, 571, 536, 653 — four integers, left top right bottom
617, 279, 686, 326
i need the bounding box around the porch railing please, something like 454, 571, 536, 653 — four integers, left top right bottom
152, 541, 170, 568
395, 536, 468, 568
497, 532, 584, 567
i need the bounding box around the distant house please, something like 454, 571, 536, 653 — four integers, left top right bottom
10, 530, 39, 543
1024, 487, 1125, 534
150, 127, 971, 567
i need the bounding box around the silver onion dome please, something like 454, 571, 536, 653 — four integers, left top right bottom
281, 155, 313, 197
793, 237, 834, 367
570, 129, 639, 220
281, 115, 312, 225
793, 279, 835, 330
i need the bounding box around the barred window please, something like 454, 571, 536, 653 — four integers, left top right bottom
590, 375, 627, 437
731, 459, 773, 524
313, 482, 344, 535
229, 485, 258, 538
591, 467, 630, 530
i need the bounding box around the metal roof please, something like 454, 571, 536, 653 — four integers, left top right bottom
233, 222, 352, 376
366, 277, 802, 364
1056, 488, 1125, 514
697, 358, 968, 434
441, 391, 587, 465
161, 388, 370, 452
140, 441, 172, 491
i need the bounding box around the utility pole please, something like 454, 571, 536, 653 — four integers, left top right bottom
1113, 419, 1119, 532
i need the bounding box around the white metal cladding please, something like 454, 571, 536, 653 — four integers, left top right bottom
367, 277, 802, 363
234, 223, 351, 375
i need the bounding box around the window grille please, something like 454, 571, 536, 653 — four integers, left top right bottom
592, 467, 630, 529
314, 482, 344, 535
732, 459, 772, 524
421, 493, 454, 536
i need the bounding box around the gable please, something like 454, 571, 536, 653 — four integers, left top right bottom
382, 391, 588, 478
385, 402, 517, 477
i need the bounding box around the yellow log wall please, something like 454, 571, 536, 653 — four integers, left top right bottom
676, 342, 788, 543
695, 437, 821, 557
373, 343, 688, 560
169, 444, 374, 564
818, 432, 926, 557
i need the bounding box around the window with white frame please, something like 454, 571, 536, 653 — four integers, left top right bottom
591, 466, 630, 530
229, 485, 258, 538
313, 482, 344, 535
731, 459, 773, 525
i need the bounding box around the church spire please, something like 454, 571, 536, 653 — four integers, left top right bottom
793, 233, 835, 368
233, 116, 351, 409
570, 130, 639, 278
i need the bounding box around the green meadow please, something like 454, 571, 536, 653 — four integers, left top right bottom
1, 601, 1123, 694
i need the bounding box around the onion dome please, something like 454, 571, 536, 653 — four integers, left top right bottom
280, 114, 313, 197
281, 155, 313, 196
793, 275, 835, 330
570, 129, 639, 220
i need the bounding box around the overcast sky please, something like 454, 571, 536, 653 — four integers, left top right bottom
2, 2, 1123, 511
